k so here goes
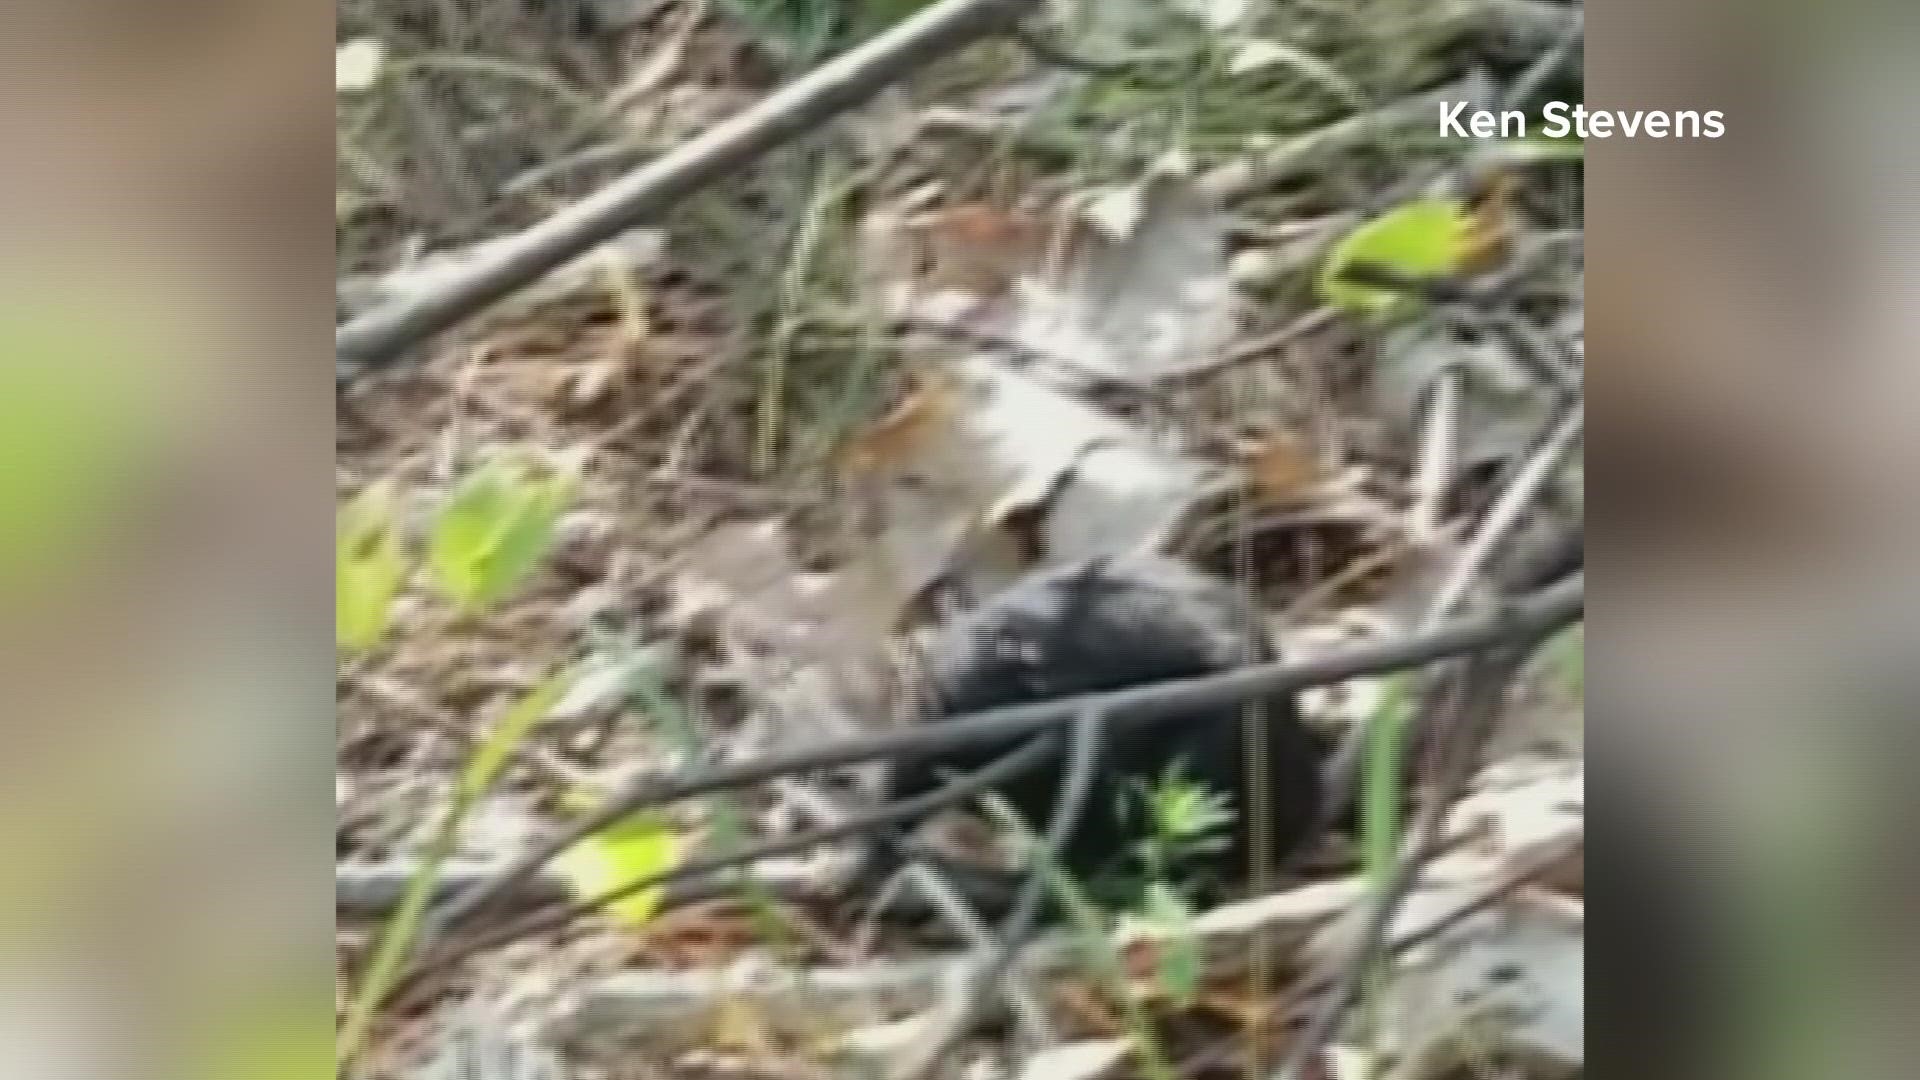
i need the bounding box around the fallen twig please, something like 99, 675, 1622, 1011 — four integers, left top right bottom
402, 733, 1066, 996
336, 0, 1038, 377
1422, 404, 1584, 630
1274, 634, 1539, 1079
1152, 307, 1340, 388
901, 708, 1108, 1079
1178, 830, 1581, 1078
431, 576, 1582, 956
1199, 79, 1479, 204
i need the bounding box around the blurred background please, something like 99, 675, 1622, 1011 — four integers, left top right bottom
0, 0, 1913, 1075
1592, 0, 1920, 1076
0, 3, 331, 1077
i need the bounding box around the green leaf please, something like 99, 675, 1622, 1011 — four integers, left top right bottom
336, 481, 408, 653
428, 450, 578, 613
479, 467, 574, 604
429, 458, 513, 604
554, 807, 684, 928
1145, 761, 1233, 847
1319, 198, 1473, 318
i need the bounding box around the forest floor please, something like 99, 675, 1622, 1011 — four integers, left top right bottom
336, 2, 1585, 1077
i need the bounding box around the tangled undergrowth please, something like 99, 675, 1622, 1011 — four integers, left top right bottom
337, 2, 1585, 1077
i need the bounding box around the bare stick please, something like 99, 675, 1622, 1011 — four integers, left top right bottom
1153, 307, 1339, 387
1411, 372, 1463, 546
1199, 79, 1476, 204
902, 707, 1108, 1079
394, 731, 1064, 1007
1180, 830, 1579, 1079
336, 0, 1036, 375
1274, 636, 1537, 1079
1422, 405, 1584, 632
435, 578, 1582, 936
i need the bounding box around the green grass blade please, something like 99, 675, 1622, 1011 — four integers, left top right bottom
337, 667, 571, 1066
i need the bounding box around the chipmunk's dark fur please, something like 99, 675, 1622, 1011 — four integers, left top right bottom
882, 555, 1326, 902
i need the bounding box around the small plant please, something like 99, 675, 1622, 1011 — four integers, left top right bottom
337, 450, 611, 1071
1362, 673, 1416, 886
1110, 762, 1235, 1009
337, 666, 575, 1065
1108, 759, 1236, 904
1132, 880, 1205, 1008
336, 480, 408, 654
1354, 671, 1418, 1049
980, 794, 1180, 1080
337, 448, 581, 652
428, 447, 580, 615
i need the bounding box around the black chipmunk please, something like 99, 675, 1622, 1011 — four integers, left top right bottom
880, 554, 1327, 904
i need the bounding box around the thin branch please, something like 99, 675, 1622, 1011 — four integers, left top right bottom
1483, 305, 1584, 398
1411, 371, 1463, 546
1314, 542, 1583, 842
1199, 79, 1479, 204
336, 0, 1037, 376
335, 860, 812, 919
1497, 13, 1584, 113
402, 732, 1065, 992
902, 707, 1108, 1079
890, 863, 1061, 1046
1180, 829, 1579, 1078
1152, 307, 1339, 388
1274, 636, 1538, 1079
1422, 404, 1584, 631
434, 576, 1582, 940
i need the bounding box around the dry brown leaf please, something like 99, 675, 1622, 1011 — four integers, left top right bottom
1052, 982, 1123, 1038
914, 203, 1060, 297
637, 905, 765, 969
860, 201, 1097, 309
1458, 166, 1520, 276
835, 370, 962, 477
1242, 432, 1324, 506
840, 357, 1208, 599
